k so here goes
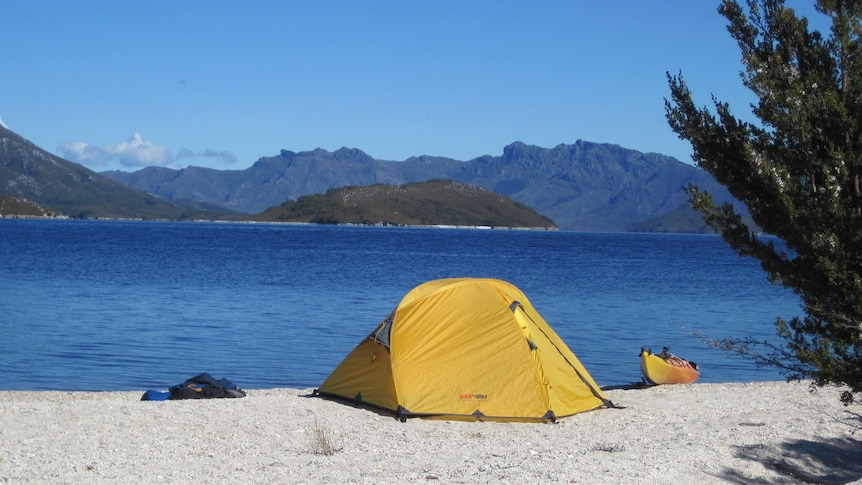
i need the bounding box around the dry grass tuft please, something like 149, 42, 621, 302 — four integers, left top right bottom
309, 412, 342, 456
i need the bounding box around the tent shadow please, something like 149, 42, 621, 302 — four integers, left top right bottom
600, 381, 650, 391
303, 391, 397, 419
716, 434, 862, 484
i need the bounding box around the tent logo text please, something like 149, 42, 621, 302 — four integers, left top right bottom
459, 393, 488, 400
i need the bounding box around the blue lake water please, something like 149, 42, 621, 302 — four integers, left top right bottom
0, 219, 802, 391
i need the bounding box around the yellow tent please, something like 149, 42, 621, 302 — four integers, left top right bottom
315, 278, 611, 422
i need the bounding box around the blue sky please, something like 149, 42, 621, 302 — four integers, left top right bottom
0, 1, 822, 172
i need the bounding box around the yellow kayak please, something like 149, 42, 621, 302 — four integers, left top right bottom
640, 347, 700, 385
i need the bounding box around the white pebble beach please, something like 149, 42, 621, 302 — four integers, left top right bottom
2, 381, 860, 484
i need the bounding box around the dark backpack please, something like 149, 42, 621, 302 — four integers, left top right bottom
141, 373, 247, 401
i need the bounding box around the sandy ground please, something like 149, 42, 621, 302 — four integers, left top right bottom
1, 381, 860, 484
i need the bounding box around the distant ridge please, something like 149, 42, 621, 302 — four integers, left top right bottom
105, 141, 734, 232
254, 179, 557, 229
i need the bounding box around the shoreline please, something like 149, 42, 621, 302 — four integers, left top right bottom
0, 216, 559, 231
2, 381, 860, 483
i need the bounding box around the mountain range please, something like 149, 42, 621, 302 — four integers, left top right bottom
0, 123, 733, 231
103, 141, 733, 231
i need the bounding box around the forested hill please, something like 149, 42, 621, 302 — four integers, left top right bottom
104, 141, 734, 232
253, 179, 557, 229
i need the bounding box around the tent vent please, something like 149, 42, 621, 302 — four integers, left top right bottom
508, 301, 521, 312
370, 312, 395, 350
526, 338, 538, 350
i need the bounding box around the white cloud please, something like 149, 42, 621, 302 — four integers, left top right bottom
200, 148, 238, 165
0, 115, 8, 129
175, 148, 196, 160
58, 133, 239, 169
58, 133, 173, 169
176, 147, 238, 165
